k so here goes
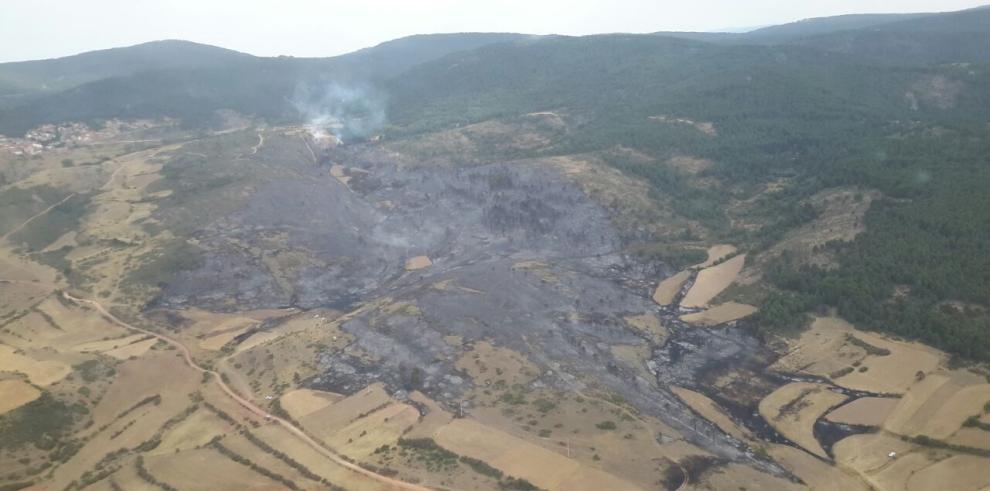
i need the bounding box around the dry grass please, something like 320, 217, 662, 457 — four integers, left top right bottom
456, 341, 538, 389
884, 371, 990, 439
671, 386, 751, 441
833, 433, 943, 491
739, 187, 879, 284
103, 337, 158, 360
145, 447, 280, 490
151, 407, 234, 455
325, 403, 420, 459
0, 343, 71, 386
767, 444, 870, 491
679, 302, 757, 326
685, 462, 804, 491
0, 378, 41, 414
404, 255, 432, 271
771, 316, 943, 394
906, 455, 990, 491
300, 383, 393, 441
403, 391, 453, 439
623, 313, 669, 344
434, 418, 641, 491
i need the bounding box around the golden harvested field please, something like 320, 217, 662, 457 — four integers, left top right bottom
198, 324, 255, 351
685, 462, 804, 491
88, 350, 200, 432
103, 337, 158, 359
883, 371, 990, 439
464, 383, 679, 489
949, 426, 990, 450
758, 382, 848, 458
0, 378, 40, 414
1, 296, 129, 352
0, 343, 71, 386
325, 403, 420, 459
771, 316, 943, 394
830, 433, 986, 491
680, 254, 746, 308
0, 279, 51, 314
35, 296, 130, 345
72, 333, 148, 353
0, 248, 58, 284
434, 418, 641, 491
280, 388, 344, 419
679, 301, 757, 326
766, 444, 870, 491
652, 270, 691, 306
694, 244, 737, 268
330, 164, 352, 185
145, 448, 281, 491
403, 391, 453, 439
234, 308, 339, 354
250, 423, 399, 491
151, 407, 234, 455
825, 397, 899, 426
219, 432, 330, 491
624, 313, 669, 343
45, 352, 202, 490
905, 455, 990, 491
405, 255, 432, 271
300, 383, 394, 440
671, 386, 751, 441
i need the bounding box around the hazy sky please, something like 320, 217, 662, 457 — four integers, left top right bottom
2, 0, 987, 62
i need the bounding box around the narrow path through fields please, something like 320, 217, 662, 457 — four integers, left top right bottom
61, 291, 431, 491
0, 193, 77, 243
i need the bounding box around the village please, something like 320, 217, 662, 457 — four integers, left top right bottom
0, 119, 162, 156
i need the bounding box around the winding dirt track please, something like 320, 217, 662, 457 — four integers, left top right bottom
2, 131, 427, 490
0, 193, 77, 243
61, 292, 430, 491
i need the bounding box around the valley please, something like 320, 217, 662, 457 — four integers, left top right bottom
0, 115, 987, 490
2, 5, 990, 490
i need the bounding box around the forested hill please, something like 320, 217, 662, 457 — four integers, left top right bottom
658, 6, 990, 65
379, 20, 990, 360
0, 33, 536, 135
0, 40, 251, 96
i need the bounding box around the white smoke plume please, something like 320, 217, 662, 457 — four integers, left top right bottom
291, 82, 387, 143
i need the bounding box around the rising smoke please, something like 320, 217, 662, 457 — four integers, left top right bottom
291, 82, 387, 143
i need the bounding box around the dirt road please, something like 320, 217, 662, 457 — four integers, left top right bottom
0, 193, 77, 243
61, 292, 430, 491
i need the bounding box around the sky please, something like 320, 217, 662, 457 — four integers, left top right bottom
1, 0, 987, 62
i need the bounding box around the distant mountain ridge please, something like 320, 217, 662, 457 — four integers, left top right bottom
0, 40, 251, 95
1, 6, 990, 135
